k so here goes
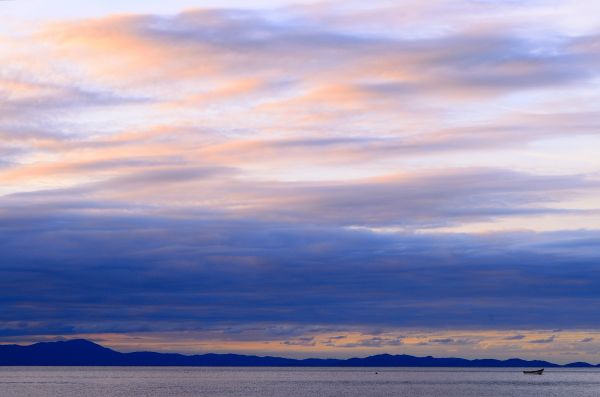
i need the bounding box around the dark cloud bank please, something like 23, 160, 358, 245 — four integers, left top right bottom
2, 206, 600, 338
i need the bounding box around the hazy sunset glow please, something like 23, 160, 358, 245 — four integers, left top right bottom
1, 0, 600, 363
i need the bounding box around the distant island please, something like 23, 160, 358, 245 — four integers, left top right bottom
0, 339, 596, 367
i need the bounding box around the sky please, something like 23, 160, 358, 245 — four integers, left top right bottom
1, 0, 600, 363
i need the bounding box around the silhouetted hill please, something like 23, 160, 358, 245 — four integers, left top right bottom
0, 339, 594, 367
0, 339, 121, 366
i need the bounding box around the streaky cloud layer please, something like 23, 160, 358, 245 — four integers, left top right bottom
0, 0, 599, 360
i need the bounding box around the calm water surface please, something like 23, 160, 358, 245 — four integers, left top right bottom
1, 367, 599, 396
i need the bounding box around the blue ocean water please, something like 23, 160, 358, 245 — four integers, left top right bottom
1, 367, 599, 396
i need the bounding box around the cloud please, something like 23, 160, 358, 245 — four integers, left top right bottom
0, 0, 599, 357
2, 4, 600, 201
3, 4, 594, 148
504, 334, 525, 340
282, 337, 316, 346
37, 6, 600, 95
529, 335, 556, 344
339, 336, 403, 348
2, 202, 600, 337
321, 335, 347, 346
3, 164, 595, 230
428, 338, 473, 345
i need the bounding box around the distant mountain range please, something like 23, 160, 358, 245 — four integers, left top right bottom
0, 339, 596, 367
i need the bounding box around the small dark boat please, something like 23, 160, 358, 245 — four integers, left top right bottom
523, 369, 544, 375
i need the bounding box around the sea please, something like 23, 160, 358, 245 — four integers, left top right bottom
1, 367, 599, 396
